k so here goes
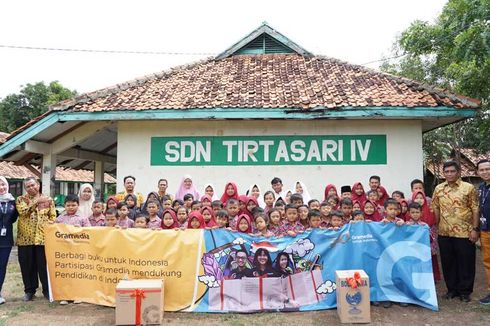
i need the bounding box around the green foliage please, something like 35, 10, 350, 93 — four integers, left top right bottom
0, 81, 76, 133
381, 0, 490, 158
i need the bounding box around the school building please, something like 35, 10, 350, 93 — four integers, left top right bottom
0, 23, 480, 199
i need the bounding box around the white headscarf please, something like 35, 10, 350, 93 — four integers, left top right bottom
248, 184, 265, 208
202, 183, 219, 201
292, 180, 311, 203
77, 183, 95, 218
0, 176, 15, 202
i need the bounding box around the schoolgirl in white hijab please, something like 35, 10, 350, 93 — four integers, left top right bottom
77, 183, 95, 218
292, 180, 311, 204
247, 184, 265, 208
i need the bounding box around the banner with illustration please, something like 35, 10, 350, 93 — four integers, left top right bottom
45, 222, 438, 312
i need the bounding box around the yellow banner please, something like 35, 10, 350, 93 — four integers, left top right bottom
45, 224, 206, 311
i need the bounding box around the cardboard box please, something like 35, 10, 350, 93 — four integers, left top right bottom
116, 279, 164, 325
335, 270, 370, 324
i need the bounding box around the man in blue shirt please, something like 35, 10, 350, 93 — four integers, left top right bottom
477, 159, 490, 305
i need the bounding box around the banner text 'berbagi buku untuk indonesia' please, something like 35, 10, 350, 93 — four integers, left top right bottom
45, 223, 438, 312
150, 135, 387, 165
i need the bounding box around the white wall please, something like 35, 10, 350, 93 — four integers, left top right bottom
117, 120, 423, 200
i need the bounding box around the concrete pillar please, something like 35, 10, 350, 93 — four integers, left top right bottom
94, 160, 105, 200
41, 152, 56, 198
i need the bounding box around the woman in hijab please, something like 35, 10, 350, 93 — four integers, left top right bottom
293, 181, 311, 204
247, 184, 265, 208
324, 184, 339, 201
202, 183, 219, 201
220, 182, 239, 205
175, 175, 200, 201
0, 176, 18, 304
77, 183, 95, 218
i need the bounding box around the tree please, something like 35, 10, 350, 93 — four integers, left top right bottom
0, 81, 76, 133
381, 0, 490, 158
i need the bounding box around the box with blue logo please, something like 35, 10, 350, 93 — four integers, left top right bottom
335, 270, 370, 324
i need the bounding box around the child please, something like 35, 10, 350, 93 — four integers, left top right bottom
55, 194, 87, 305
406, 202, 426, 226
351, 182, 367, 205
238, 195, 248, 214
268, 208, 282, 236
263, 191, 275, 215
352, 200, 362, 212
245, 197, 258, 218
366, 190, 379, 203
215, 210, 229, 228
279, 204, 304, 236
274, 201, 286, 219
308, 199, 321, 211
172, 199, 184, 211
308, 209, 322, 229
298, 204, 309, 228
236, 214, 253, 234
324, 184, 339, 201
191, 200, 202, 212
116, 202, 134, 228
200, 195, 213, 207
220, 182, 239, 205
161, 196, 172, 210
226, 199, 240, 230
187, 211, 206, 229
328, 211, 344, 230
381, 199, 405, 226
141, 192, 162, 216
363, 200, 381, 222
183, 194, 194, 211
133, 214, 148, 229
326, 195, 339, 209
293, 180, 311, 204
391, 191, 405, 201
290, 193, 304, 206
146, 200, 162, 229
88, 200, 105, 227
410, 191, 440, 282
340, 185, 352, 199
105, 196, 119, 213
319, 201, 333, 227
55, 194, 90, 227
351, 210, 366, 222
176, 206, 188, 228
254, 213, 274, 237
201, 206, 217, 228
125, 193, 140, 220
161, 209, 179, 229
399, 199, 409, 221
211, 200, 223, 214
340, 198, 353, 222
104, 208, 118, 227
376, 186, 389, 207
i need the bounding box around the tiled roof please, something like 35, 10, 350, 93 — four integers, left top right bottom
426, 148, 489, 178
0, 161, 116, 183
51, 54, 479, 112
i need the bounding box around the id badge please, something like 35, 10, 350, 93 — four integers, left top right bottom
0, 228, 6, 237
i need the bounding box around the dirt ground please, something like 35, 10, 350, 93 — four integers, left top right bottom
0, 248, 489, 326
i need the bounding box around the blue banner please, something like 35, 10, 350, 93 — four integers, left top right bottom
193, 222, 438, 312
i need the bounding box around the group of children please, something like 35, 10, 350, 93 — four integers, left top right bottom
53, 176, 440, 308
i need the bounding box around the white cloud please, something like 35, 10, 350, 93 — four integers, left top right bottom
233, 237, 245, 245
284, 238, 314, 258
198, 275, 220, 288
316, 280, 336, 294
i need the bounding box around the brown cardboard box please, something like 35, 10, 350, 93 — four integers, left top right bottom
116, 279, 164, 325
335, 270, 370, 324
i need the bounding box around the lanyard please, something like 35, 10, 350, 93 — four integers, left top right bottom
0, 202, 7, 215
482, 185, 490, 206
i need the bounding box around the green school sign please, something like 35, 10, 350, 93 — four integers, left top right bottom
150, 135, 387, 166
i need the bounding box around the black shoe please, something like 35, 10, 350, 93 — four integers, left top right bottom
22, 293, 34, 302
371, 301, 380, 306
43, 292, 49, 300
444, 291, 458, 300
479, 294, 490, 305
460, 294, 471, 302
399, 302, 409, 307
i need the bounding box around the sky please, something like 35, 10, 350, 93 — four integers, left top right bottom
0, 0, 448, 99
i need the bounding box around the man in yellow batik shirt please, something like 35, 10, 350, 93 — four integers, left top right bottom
115, 175, 145, 208
16, 177, 56, 301
432, 161, 479, 303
